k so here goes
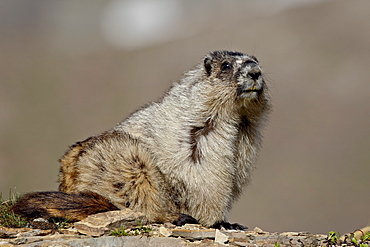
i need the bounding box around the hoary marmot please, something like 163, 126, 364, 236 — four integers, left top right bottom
12, 50, 271, 229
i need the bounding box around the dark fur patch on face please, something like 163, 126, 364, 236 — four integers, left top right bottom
216, 60, 235, 80
189, 118, 215, 163
210, 50, 245, 58
204, 50, 260, 83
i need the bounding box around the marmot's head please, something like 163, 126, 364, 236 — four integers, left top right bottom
203, 51, 267, 103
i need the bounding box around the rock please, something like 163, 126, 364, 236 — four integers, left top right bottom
1, 226, 30, 238
8, 233, 89, 246
159, 226, 171, 237
0, 226, 52, 239
182, 224, 204, 229
340, 226, 370, 242
229, 231, 247, 239
59, 227, 79, 235
2, 217, 364, 246
16, 228, 53, 238
0, 243, 13, 247
214, 229, 229, 244
67, 236, 188, 247
170, 228, 216, 240
163, 222, 176, 228
253, 226, 266, 233
74, 209, 148, 236
32, 218, 48, 223
227, 231, 249, 246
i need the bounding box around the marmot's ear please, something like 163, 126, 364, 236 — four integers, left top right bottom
204, 56, 212, 76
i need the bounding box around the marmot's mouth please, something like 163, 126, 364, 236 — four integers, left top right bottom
243, 85, 263, 93
244, 88, 262, 93
237, 85, 263, 98
248, 85, 260, 90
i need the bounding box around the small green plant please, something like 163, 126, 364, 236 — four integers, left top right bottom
274, 242, 281, 247
326, 231, 340, 245
49, 218, 73, 231
111, 226, 129, 236
359, 244, 369, 247
131, 216, 152, 236
326, 230, 370, 247
110, 225, 152, 237
361, 232, 370, 242
350, 233, 359, 245
135, 226, 152, 236
130, 226, 152, 236
0, 191, 30, 228
357, 230, 370, 247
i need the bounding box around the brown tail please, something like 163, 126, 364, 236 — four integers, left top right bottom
11, 191, 118, 221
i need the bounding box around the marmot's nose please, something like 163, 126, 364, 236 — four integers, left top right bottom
247, 67, 261, 81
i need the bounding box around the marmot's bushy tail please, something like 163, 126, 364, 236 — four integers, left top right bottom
11, 191, 199, 226
11, 191, 118, 221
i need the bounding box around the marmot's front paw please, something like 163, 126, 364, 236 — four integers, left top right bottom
211, 221, 248, 230
171, 213, 199, 226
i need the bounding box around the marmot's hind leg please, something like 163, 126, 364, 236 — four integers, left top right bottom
13, 131, 198, 224
59, 131, 171, 221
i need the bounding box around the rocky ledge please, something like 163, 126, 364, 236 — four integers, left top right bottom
0, 209, 368, 247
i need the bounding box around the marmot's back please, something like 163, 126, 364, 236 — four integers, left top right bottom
12, 51, 271, 229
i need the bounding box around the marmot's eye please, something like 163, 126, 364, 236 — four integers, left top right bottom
221, 61, 232, 71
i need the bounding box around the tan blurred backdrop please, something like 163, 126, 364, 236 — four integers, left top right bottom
0, 0, 369, 234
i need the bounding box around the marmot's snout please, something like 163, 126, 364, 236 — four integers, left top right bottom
237, 62, 264, 98
247, 65, 262, 81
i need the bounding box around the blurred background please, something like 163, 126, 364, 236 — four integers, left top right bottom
0, 0, 369, 234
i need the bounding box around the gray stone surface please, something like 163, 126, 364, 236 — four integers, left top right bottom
1, 220, 368, 246
170, 228, 216, 240
65, 236, 188, 247
74, 209, 147, 236
214, 229, 229, 244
